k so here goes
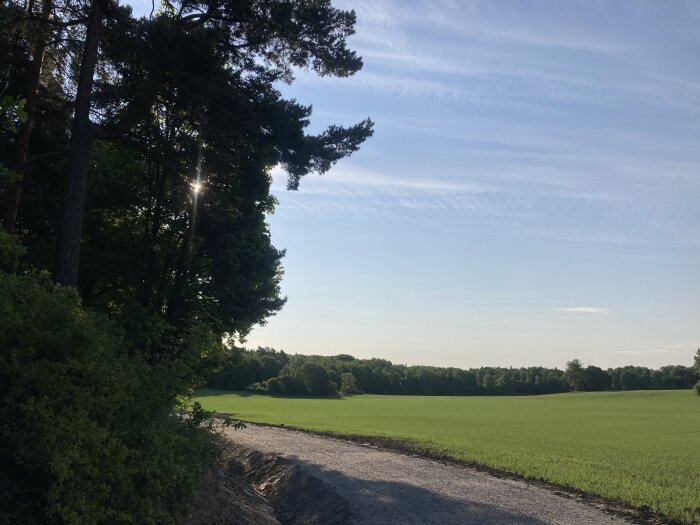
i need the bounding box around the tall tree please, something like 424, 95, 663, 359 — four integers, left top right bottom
564, 359, 587, 391
694, 349, 700, 396
49, 0, 372, 286
53, 0, 106, 285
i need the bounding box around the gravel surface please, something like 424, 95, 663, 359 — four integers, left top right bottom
223, 424, 636, 525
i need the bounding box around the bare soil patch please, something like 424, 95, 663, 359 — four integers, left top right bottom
183, 442, 347, 525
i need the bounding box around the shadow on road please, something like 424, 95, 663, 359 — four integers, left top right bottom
286, 456, 549, 525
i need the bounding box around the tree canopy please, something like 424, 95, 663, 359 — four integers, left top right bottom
208, 348, 700, 397
1, 0, 372, 336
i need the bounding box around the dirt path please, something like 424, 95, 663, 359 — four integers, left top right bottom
223, 424, 637, 525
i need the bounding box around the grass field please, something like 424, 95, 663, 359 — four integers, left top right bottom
195, 389, 700, 523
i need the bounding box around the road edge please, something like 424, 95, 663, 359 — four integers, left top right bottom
215, 416, 681, 525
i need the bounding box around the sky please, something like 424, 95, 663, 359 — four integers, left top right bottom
132, 1, 700, 369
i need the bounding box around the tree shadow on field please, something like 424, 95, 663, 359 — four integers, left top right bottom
194, 389, 348, 400
194, 389, 256, 397
266, 393, 344, 400
285, 457, 549, 525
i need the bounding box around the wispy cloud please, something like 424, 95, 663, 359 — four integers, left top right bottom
296, 70, 550, 114
651, 342, 700, 355
271, 164, 546, 219
271, 165, 493, 195
557, 307, 610, 314
615, 343, 699, 358
270, 161, 700, 247
326, 0, 700, 117
278, 1, 700, 249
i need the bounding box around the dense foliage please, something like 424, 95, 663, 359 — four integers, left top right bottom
0, 0, 371, 522
207, 347, 699, 396
0, 260, 218, 523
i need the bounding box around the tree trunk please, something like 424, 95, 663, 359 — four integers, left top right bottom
138, 162, 167, 306
2, 0, 53, 233
166, 219, 194, 325
54, 0, 104, 286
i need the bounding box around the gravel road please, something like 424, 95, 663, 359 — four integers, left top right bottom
223, 424, 636, 525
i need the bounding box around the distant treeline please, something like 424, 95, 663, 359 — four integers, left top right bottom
206, 348, 699, 397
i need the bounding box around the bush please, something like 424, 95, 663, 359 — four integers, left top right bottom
0, 229, 26, 273
0, 269, 217, 524
694, 380, 700, 396
264, 374, 307, 395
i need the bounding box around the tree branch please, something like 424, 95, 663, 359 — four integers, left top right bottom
178, 2, 218, 30
104, 0, 134, 26
1, 15, 87, 29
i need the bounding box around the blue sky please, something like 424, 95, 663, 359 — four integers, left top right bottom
132, 1, 700, 369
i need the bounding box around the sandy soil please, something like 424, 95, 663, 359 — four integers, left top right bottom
222, 423, 640, 525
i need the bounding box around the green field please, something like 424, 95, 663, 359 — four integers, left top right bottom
195, 389, 700, 523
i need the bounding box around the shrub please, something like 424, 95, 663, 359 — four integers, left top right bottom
0, 229, 26, 273
0, 269, 217, 524
694, 380, 700, 396
266, 374, 307, 395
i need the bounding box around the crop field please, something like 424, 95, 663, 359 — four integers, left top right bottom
195, 389, 700, 523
